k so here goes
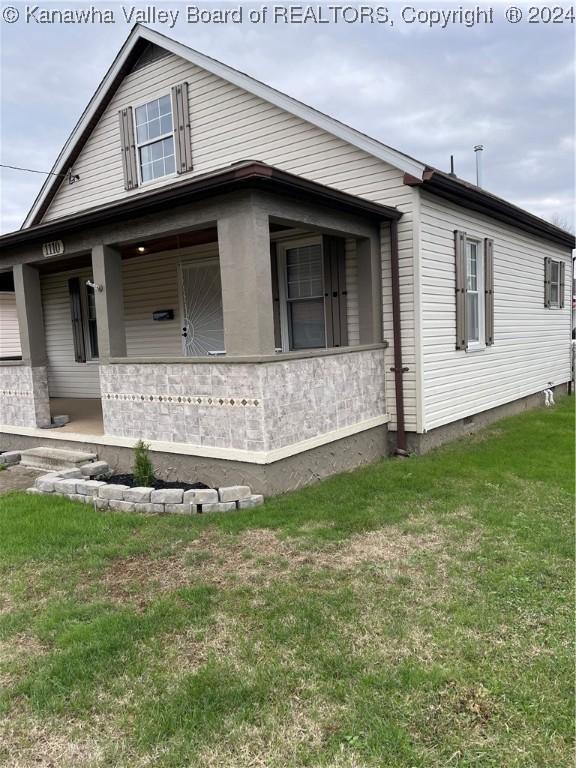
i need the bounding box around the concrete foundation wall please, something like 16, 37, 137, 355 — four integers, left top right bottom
397, 384, 569, 454
99, 347, 387, 453
0, 424, 389, 496
0, 364, 50, 428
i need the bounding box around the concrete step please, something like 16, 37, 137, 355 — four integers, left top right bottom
20, 447, 98, 471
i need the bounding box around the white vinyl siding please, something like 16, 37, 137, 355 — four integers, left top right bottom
41, 269, 101, 398
0, 292, 21, 358
123, 243, 219, 357
41, 49, 416, 427
419, 191, 573, 431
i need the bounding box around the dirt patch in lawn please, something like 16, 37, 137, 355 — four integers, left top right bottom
0, 711, 106, 768
93, 523, 448, 605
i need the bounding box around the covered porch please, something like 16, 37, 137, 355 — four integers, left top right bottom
0, 162, 399, 470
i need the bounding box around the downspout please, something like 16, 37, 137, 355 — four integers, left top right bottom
390, 219, 409, 456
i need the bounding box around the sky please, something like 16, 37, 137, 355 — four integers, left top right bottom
0, 1, 574, 234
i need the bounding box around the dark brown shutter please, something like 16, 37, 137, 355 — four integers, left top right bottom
559, 260, 565, 308
68, 277, 86, 363
455, 230, 467, 349
544, 257, 552, 307
484, 238, 494, 346
322, 235, 348, 347
270, 242, 282, 350
118, 107, 138, 190
171, 82, 193, 174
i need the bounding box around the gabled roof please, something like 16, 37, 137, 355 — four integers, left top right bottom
22, 24, 425, 228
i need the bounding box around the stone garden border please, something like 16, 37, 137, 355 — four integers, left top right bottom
2, 451, 263, 514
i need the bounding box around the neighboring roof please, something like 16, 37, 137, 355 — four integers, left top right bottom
0, 161, 401, 250
22, 24, 425, 228
404, 169, 576, 250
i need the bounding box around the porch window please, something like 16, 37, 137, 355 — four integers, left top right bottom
134, 95, 175, 183
276, 237, 348, 352
285, 244, 326, 349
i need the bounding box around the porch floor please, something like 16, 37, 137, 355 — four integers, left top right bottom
49, 398, 104, 436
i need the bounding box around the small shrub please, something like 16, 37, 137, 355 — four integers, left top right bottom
0, 463, 6, 472
133, 440, 155, 487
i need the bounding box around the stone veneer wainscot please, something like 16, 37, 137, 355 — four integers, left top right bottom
0, 364, 50, 428
99, 347, 386, 452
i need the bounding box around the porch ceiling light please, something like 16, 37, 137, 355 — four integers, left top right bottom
137, 246, 146, 253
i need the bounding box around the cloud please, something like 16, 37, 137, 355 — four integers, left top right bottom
0, 5, 574, 232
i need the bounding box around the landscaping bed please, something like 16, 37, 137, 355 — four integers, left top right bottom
106, 474, 210, 491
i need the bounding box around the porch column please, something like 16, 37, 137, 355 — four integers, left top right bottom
356, 231, 383, 344
13, 263, 47, 366
11, 264, 50, 427
217, 197, 276, 356
91, 245, 126, 360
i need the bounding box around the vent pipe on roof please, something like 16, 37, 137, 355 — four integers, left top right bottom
474, 144, 484, 187
449, 155, 456, 177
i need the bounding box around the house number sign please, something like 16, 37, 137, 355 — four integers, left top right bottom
42, 240, 64, 258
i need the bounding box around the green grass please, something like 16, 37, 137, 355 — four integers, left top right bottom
0, 398, 573, 767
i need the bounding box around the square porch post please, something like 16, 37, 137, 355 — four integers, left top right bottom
217, 196, 276, 356
13, 263, 47, 366
91, 245, 127, 360
11, 263, 51, 427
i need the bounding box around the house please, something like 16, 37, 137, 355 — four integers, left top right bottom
0, 26, 573, 494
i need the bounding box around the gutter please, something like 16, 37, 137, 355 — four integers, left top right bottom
389, 219, 408, 455
405, 169, 576, 250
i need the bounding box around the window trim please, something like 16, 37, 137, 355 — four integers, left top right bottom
132, 93, 177, 186
277, 236, 326, 353
465, 237, 485, 352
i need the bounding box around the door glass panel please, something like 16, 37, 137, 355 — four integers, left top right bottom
289, 298, 326, 349
181, 260, 224, 356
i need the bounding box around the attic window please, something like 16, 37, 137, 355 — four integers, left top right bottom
134, 95, 175, 182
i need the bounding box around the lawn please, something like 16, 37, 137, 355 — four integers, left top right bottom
0, 398, 573, 768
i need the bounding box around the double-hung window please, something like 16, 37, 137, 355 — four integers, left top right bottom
455, 230, 494, 350
284, 243, 326, 350
466, 239, 484, 348
134, 95, 175, 183
276, 237, 348, 352
544, 257, 566, 308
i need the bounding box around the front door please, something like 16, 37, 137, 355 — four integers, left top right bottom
179, 259, 225, 356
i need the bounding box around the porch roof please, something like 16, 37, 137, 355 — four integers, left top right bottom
0, 161, 402, 252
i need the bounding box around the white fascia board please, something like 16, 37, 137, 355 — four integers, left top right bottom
23, 25, 425, 228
